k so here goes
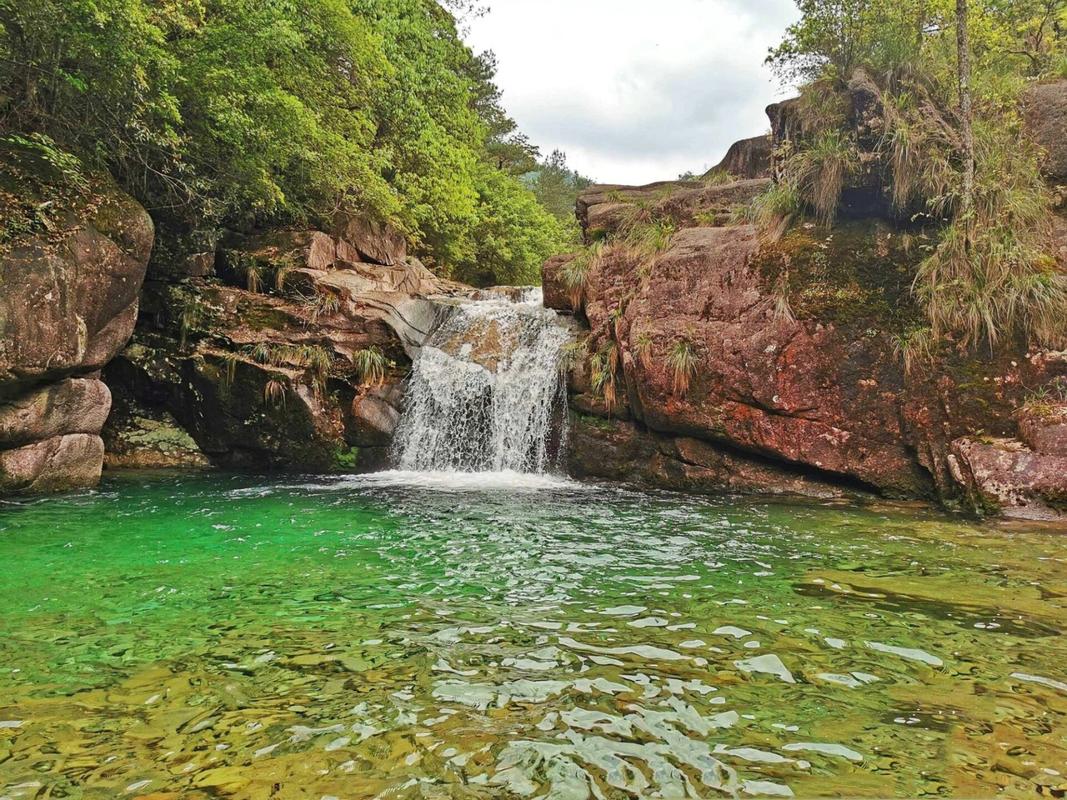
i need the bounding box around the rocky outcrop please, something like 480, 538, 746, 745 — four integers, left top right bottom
105, 221, 470, 473
578, 178, 770, 240
551, 128, 1067, 514
0, 143, 153, 493
703, 135, 772, 181
1023, 79, 1067, 184
569, 414, 855, 499
950, 438, 1067, 521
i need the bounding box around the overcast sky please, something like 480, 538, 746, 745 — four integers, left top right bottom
465, 0, 800, 185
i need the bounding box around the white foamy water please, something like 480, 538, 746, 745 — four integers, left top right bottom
391, 288, 572, 474
342, 470, 584, 492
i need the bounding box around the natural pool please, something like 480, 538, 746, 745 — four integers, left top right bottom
0, 472, 1065, 799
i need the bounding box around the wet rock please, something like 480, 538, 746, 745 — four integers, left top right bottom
542, 254, 577, 312
950, 437, 1067, 521
349, 384, 402, 448
568, 414, 855, 500
102, 396, 210, 470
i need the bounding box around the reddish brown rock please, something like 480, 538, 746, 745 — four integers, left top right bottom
703, 135, 773, 180
950, 437, 1067, 521
557, 215, 1066, 509
330, 213, 407, 266
1023, 79, 1067, 183
1018, 405, 1067, 456
0, 434, 104, 494
0, 148, 153, 494
0, 186, 152, 394
568, 414, 853, 499
542, 253, 577, 312
106, 250, 476, 472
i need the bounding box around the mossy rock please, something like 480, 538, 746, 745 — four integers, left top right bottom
753, 220, 929, 333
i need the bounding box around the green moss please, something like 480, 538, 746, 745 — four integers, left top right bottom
571, 410, 616, 431
334, 446, 360, 470
0, 134, 96, 252
753, 220, 928, 333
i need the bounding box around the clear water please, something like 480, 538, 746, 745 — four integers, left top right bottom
1, 472, 1066, 799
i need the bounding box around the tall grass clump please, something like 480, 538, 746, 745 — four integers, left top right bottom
789, 130, 859, 226
914, 119, 1067, 349
667, 340, 698, 397
561, 243, 604, 310
353, 347, 390, 387
589, 347, 618, 412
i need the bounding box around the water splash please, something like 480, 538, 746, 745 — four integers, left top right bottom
392, 288, 572, 473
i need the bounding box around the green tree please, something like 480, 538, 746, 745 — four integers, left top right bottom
526, 149, 594, 241
0, 0, 570, 286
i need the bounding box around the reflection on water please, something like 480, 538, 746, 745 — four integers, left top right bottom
0, 472, 1065, 798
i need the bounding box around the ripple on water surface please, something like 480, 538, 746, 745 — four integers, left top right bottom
0, 471, 1066, 798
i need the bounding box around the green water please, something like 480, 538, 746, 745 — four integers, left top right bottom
1, 472, 1066, 799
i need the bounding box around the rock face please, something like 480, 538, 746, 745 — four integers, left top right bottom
950, 438, 1067, 521
703, 135, 772, 180
551, 87, 1067, 517
1023, 79, 1067, 183
105, 222, 470, 473
0, 145, 153, 494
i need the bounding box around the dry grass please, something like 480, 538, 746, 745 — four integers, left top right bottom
263, 378, 287, 408
914, 120, 1067, 349
561, 243, 604, 310
352, 346, 390, 387
667, 340, 698, 397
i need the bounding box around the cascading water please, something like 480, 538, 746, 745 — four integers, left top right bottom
391, 288, 572, 474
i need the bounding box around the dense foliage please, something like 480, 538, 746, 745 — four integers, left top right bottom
765, 0, 1067, 352
524, 149, 595, 242
0, 0, 568, 284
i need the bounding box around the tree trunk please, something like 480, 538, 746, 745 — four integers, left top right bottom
956, 0, 975, 243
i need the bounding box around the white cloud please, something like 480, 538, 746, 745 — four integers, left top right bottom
466, 0, 800, 185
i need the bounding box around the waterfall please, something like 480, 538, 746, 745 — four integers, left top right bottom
392, 289, 572, 474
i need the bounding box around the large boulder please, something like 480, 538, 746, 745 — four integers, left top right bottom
554, 216, 1066, 509
330, 212, 408, 266
950, 437, 1067, 521
1022, 79, 1067, 184
703, 135, 772, 180
0, 143, 153, 493
0, 434, 105, 494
